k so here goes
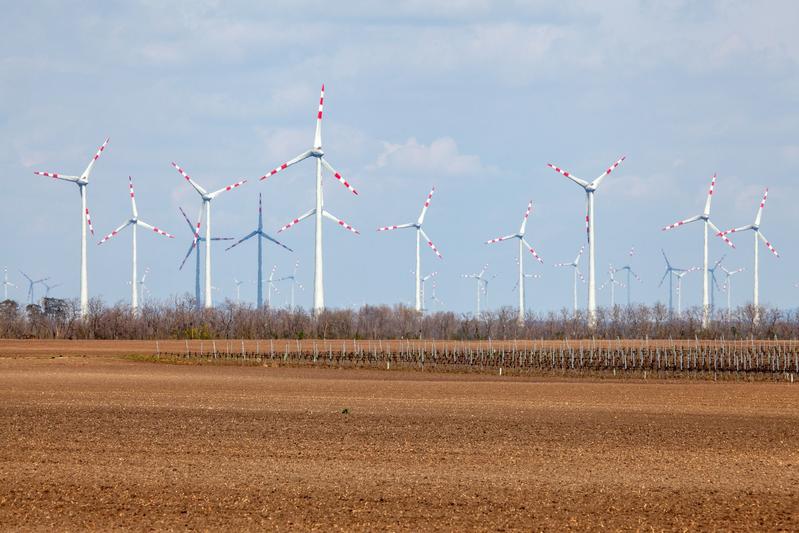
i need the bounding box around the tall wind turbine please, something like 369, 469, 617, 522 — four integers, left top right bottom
463, 265, 489, 317
171, 163, 246, 309
614, 247, 641, 307
720, 266, 744, 320
260, 84, 360, 314
661, 174, 734, 328
718, 189, 779, 324
20, 271, 49, 305
97, 177, 173, 314
2, 268, 16, 300
658, 250, 685, 317
485, 201, 543, 323
599, 264, 624, 307
34, 138, 109, 318
177, 206, 233, 309
554, 246, 585, 314
377, 186, 443, 312
547, 156, 626, 328
226, 193, 292, 309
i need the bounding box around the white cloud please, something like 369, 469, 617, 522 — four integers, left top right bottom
371, 137, 494, 178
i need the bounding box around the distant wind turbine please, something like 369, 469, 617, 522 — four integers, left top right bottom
274, 260, 303, 310
599, 264, 624, 307
2, 268, 16, 300
658, 250, 686, 318
20, 271, 49, 305
554, 246, 585, 315
463, 265, 490, 317
613, 247, 641, 307
177, 206, 233, 309
720, 266, 744, 320
674, 267, 700, 317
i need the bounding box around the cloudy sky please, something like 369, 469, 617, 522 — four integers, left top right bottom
2, 1, 798, 313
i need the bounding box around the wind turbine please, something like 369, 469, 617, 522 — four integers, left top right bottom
20, 271, 49, 305
97, 177, 173, 314
34, 138, 109, 318
417, 271, 438, 312
706, 255, 726, 313
233, 278, 244, 304
177, 206, 233, 309
264, 265, 280, 308
599, 264, 624, 307
260, 84, 360, 314
171, 163, 246, 309
463, 265, 489, 317
485, 201, 544, 324
613, 247, 641, 307
377, 186, 443, 312
661, 174, 735, 328
658, 250, 685, 318
429, 279, 444, 309
42, 281, 61, 299
512, 258, 541, 315
226, 193, 292, 309
2, 268, 16, 300
547, 156, 626, 328
674, 267, 700, 317
717, 189, 779, 324
274, 260, 304, 310
720, 266, 744, 320
137, 268, 150, 306
554, 246, 585, 315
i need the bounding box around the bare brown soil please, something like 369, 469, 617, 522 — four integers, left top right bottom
0, 355, 797, 531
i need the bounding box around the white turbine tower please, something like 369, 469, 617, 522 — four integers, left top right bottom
98, 177, 174, 314
614, 247, 641, 307
178, 206, 234, 309
720, 266, 744, 320
485, 201, 544, 324
2, 268, 16, 300
547, 156, 626, 328
226, 193, 292, 309
377, 187, 443, 311
233, 278, 244, 304
260, 84, 360, 314
554, 246, 585, 315
418, 271, 438, 312
463, 265, 489, 317
265, 265, 279, 308
34, 138, 108, 318
512, 258, 541, 313
171, 163, 246, 309
20, 271, 49, 305
661, 174, 734, 328
718, 189, 779, 324
674, 267, 700, 317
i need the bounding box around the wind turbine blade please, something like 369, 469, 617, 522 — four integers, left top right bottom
178, 207, 195, 233
314, 84, 324, 148
377, 223, 414, 232
82, 138, 110, 179
320, 158, 359, 195
707, 220, 735, 248
590, 155, 626, 189
225, 230, 257, 251
658, 269, 669, 287
128, 176, 138, 218
419, 228, 443, 259
758, 232, 779, 257
519, 201, 533, 234
278, 208, 316, 233
574, 245, 585, 265
755, 188, 768, 226
717, 224, 753, 237
178, 242, 196, 271
702, 173, 717, 216
33, 171, 80, 182
261, 232, 293, 252
485, 234, 517, 244
97, 220, 132, 245
209, 178, 247, 198
136, 220, 174, 239
260, 150, 313, 181
210, 237, 234, 241
576, 267, 585, 282
171, 163, 208, 196
553, 261, 571, 267
547, 163, 589, 188
85, 206, 95, 236
521, 238, 544, 263
417, 186, 436, 224
322, 210, 360, 235
662, 214, 701, 231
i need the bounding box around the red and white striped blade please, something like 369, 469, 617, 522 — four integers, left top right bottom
137, 220, 174, 238
210, 178, 247, 198
419, 228, 442, 259
192, 206, 203, 246
82, 138, 109, 179
591, 155, 626, 189
128, 176, 138, 218
758, 231, 779, 257
278, 208, 315, 233
703, 173, 717, 216
547, 163, 589, 188
171, 162, 208, 196
34, 171, 80, 182
417, 186, 436, 224
377, 223, 414, 232
259, 150, 312, 181
755, 188, 768, 226
320, 158, 359, 195
522, 238, 544, 263
97, 220, 131, 245
707, 220, 735, 248
85, 206, 95, 236
519, 200, 533, 234
717, 224, 752, 237
486, 234, 517, 244
662, 214, 701, 231
322, 210, 360, 235
314, 84, 324, 149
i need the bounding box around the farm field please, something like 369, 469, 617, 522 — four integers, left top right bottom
0, 352, 797, 530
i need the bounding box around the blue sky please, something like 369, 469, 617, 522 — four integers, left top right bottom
2, 1, 798, 313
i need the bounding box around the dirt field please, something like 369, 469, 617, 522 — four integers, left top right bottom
0, 355, 797, 531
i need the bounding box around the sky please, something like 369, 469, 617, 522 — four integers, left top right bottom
2, 0, 798, 313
